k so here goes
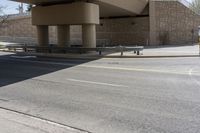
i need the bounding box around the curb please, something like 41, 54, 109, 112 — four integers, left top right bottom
15, 52, 200, 59
16, 52, 101, 60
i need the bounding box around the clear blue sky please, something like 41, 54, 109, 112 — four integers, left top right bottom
0, 0, 193, 15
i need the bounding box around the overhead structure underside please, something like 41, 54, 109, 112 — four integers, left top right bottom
11, 0, 149, 17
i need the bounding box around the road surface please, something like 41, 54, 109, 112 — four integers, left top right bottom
0, 52, 200, 133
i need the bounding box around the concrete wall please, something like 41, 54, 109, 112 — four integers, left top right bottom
0, 15, 149, 46
0, 16, 37, 44
97, 17, 149, 46
150, 0, 200, 45
0, 16, 57, 44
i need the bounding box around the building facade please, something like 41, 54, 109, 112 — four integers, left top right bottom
0, 0, 200, 46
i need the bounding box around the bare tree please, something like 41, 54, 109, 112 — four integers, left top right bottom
26, 4, 33, 12
190, 0, 200, 14
0, 6, 9, 28
0, 5, 4, 16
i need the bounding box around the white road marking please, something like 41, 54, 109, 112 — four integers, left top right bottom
67, 78, 129, 88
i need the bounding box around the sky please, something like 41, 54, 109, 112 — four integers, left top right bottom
0, 0, 194, 15
0, 0, 28, 14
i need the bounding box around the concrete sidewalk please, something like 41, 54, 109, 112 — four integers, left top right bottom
109, 44, 200, 57
0, 108, 87, 133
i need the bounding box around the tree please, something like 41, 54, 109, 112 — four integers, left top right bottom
0, 6, 4, 16
190, 0, 200, 14
0, 6, 9, 28
16, 3, 24, 14
26, 4, 33, 12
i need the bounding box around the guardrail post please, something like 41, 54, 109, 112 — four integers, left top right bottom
121, 51, 123, 56
63, 47, 67, 54
120, 46, 124, 56
99, 50, 102, 55
49, 45, 52, 53
79, 48, 82, 54
137, 50, 140, 55
24, 44, 27, 52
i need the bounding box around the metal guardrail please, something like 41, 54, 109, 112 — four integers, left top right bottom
4, 45, 144, 56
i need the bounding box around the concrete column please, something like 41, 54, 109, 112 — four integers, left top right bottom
36, 25, 49, 46
57, 25, 70, 47
82, 24, 96, 48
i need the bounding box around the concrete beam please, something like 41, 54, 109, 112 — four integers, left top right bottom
32, 2, 100, 25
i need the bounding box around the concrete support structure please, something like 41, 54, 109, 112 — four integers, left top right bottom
57, 25, 70, 47
12, 0, 148, 48
32, 2, 99, 48
8, 0, 200, 46
82, 24, 96, 48
36, 25, 49, 46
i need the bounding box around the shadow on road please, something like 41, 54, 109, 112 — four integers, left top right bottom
0, 53, 98, 87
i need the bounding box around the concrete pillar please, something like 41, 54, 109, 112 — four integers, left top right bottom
57, 25, 70, 47
36, 25, 49, 46
82, 24, 96, 48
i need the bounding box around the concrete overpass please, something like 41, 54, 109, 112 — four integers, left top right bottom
11, 0, 148, 47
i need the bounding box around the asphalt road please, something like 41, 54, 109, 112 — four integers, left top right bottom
0, 52, 200, 133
